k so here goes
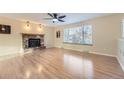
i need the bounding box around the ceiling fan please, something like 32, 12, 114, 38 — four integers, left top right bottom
43, 13, 66, 23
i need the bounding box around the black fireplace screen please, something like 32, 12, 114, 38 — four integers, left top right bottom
28, 38, 41, 48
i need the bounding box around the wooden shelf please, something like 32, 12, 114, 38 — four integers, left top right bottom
21, 33, 44, 36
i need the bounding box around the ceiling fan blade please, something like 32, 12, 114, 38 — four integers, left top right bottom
58, 19, 65, 22
48, 13, 54, 18
53, 13, 57, 18
43, 18, 53, 20
59, 15, 66, 19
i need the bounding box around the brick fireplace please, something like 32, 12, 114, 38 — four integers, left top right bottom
22, 33, 45, 51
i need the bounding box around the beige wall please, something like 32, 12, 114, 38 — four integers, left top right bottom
0, 16, 54, 56
54, 14, 124, 56
0, 14, 123, 57
44, 27, 55, 48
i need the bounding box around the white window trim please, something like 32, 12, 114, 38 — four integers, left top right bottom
63, 25, 93, 45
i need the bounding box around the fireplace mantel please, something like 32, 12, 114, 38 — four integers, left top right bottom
21, 33, 44, 36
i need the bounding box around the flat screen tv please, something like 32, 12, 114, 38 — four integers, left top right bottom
0, 24, 11, 34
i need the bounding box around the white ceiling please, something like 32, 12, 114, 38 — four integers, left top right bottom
0, 13, 111, 26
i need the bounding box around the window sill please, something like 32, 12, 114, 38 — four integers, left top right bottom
63, 42, 93, 46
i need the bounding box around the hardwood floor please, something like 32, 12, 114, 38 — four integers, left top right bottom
0, 48, 123, 79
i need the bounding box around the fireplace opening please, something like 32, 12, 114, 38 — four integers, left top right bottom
28, 38, 41, 48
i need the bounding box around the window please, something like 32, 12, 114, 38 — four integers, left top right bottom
83, 25, 92, 44
63, 25, 92, 45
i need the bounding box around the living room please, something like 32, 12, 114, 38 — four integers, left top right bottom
0, 13, 124, 79
1, 0, 124, 92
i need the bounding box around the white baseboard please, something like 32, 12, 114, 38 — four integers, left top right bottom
0, 52, 20, 61
89, 52, 116, 57
46, 46, 55, 48
54, 46, 62, 48
116, 57, 124, 71
55, 47, 116, 57
62, 47, 83, 52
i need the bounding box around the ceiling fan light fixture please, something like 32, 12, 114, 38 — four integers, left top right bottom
39, 24, 42, 28
25, 21, 31, 30
52, 18, 58, 22
26, 21, 30, 27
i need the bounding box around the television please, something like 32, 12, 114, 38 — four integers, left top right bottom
0, 24, 11, 34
